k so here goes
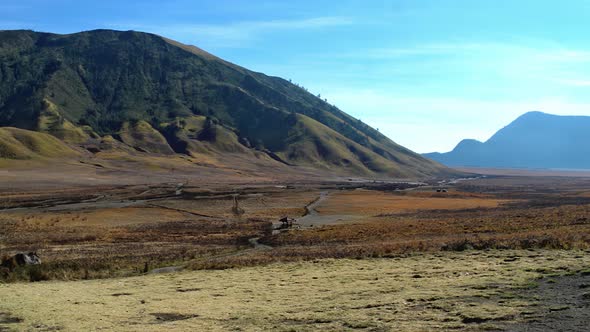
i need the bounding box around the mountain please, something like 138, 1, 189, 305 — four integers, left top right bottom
424, 111, 590, 169
0, 29, 450, 178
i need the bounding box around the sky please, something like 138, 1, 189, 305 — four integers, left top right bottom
2, 0, 590, 153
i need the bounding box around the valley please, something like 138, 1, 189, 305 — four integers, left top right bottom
0, 25, 589, 332
1, 172, 590, 331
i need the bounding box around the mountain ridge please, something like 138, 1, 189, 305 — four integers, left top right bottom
424, 111, 590, 169
0, 29, 451, 178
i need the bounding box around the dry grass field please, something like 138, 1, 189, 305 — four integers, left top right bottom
0, 185, 324, 280
315, 189, 508, 216
2, 176, 590, 278
1, 250, 589, 331
1, 173, 590, 330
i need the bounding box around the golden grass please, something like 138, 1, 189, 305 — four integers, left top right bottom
3, 207, 189, 227
155, 190, 318, 220
118, 120, 174, 155
316, 189, 509, 216
0, 250, 588, 331
0, 127, 79, 160
4, 184, 590, 281
268, 201, 590, 251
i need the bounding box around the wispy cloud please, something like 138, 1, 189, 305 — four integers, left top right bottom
241, 39, 590, 152
337, 42, 590, 67
540, 49, 590, 63
105, 16, 353, 48
556, 79, 590, 87
322, 88, 590, 153
321, 41, 590, 92
337, 43, 494, 59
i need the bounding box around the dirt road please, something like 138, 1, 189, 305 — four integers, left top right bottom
296, 191, 361, 227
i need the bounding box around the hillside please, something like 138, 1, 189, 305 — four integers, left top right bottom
424, 111, 590, 169
0, 29, 449, 178
0, 127, 79, 160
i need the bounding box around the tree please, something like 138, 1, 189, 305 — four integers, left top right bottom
198, 116, 217, 141
231, 194, 245, 217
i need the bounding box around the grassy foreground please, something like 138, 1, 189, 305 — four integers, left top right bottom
1, 249, 589, 331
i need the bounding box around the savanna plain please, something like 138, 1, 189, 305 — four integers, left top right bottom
1, 170, 590, 331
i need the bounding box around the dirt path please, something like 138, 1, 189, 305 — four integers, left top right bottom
296, 191, 360, 227
146, 203, 221, 219
247, 237, 272, 250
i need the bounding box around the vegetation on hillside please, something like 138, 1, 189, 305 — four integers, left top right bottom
0, 127, 78, 159
0, 29, 447, 177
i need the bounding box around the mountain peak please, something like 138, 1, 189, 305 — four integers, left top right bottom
424, 112, 590, 169
521, 110, 547, 116
454, 138, 483, 149
515, 111, 555, 121
0, 29, 451, 178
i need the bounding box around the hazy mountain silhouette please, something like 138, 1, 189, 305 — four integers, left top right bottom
424, 111, 590, 169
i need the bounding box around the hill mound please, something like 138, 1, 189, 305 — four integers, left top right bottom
0, 127, 79, 159
0, 29, 450, 177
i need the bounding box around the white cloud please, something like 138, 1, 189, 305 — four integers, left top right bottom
555, 78, 590, 87
368, 121, 492, 155
333, 42, 590, 84
322, 89, 590, 153
105, 16, 352, 48
237, 40, 590, 153
540, 49, 590, 63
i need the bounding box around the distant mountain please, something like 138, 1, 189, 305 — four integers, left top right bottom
0, 29, 450, 178
424, 111, 590, 169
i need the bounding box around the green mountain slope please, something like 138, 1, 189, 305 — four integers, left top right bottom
0, 127, 79, 159
0, 29, 449, 177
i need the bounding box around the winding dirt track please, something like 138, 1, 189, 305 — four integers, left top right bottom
296, 191, 361, 227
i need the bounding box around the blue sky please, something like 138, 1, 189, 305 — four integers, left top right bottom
2, 0, 590, 152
